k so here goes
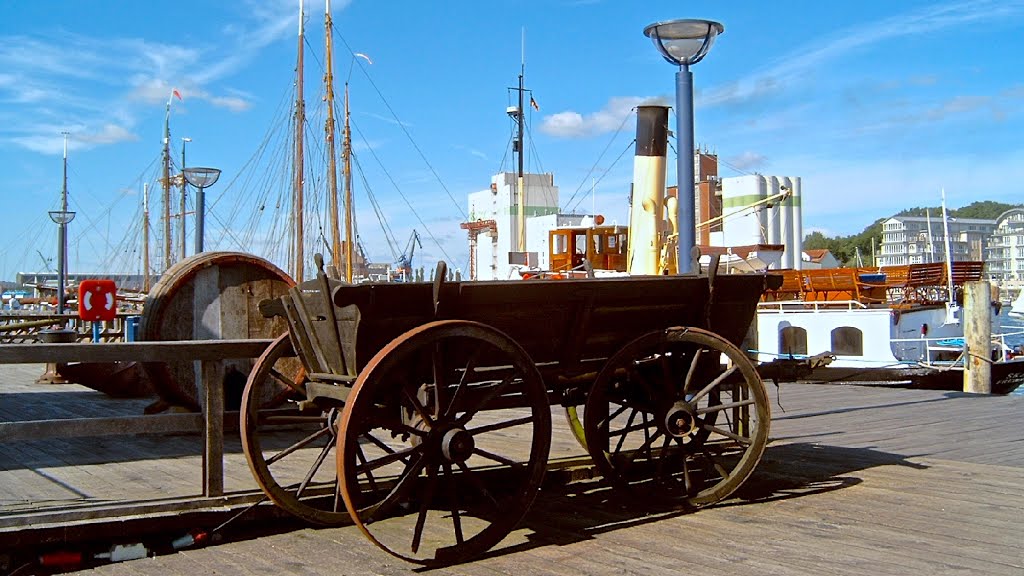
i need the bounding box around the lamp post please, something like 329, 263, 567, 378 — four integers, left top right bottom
179, 137, 191, 260
48, 132, 76, 317
183, 167, 221, 253
644, 18, 723, 274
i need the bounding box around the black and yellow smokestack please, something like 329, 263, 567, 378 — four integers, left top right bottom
627, 105, 669, 275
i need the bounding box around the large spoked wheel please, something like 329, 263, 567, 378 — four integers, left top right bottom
584, 326, 769, 507
240, 333, 349, 525
338, 320, 551, 566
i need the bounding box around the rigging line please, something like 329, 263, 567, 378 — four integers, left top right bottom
496, 131, 513, 175
351, 152, 400, 260
349, 119, 457, 265
333, 33, 467, 221
562, 107, 635, 211
568, 138, 635, 213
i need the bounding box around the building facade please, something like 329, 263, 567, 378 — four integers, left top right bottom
985, 208, 1024, 284
877, 215, 996, 267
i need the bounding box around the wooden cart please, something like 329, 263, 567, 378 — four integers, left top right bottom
241, 257, 778, 565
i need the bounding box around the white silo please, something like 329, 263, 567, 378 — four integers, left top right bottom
720, 175, 767, 247
787, 177, 803, 270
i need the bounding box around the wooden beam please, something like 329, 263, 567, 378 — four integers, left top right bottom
0, 339, 272, 364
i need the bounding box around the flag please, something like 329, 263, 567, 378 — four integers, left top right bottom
172, 89, 183, 101
529, 96, 539, 111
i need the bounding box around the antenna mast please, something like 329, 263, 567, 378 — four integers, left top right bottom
516, 29, 526, 252
143, 183, 151, 292
292, 0, 306, 282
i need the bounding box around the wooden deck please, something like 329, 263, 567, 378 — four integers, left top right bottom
1, 364, 1022, 575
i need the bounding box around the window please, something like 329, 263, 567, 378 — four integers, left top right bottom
779, 326, 807, 356
831, 327, 863, 356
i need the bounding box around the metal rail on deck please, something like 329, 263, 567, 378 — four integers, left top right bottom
0, 339, 272, 499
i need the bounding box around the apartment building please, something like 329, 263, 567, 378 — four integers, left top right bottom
985, 208, 1024, 284
877, 215, 996, 267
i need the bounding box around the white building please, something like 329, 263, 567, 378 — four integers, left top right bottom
466, 172, 561, 280
877, 215, 995, 267
986, 208, 1024, 285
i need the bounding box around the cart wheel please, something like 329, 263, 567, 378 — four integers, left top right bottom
584, 326, 769, 506
240, 333, 349, 525
338, 320, 551, 566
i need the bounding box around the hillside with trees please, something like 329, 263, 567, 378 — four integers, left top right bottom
804, 201, 1020, 267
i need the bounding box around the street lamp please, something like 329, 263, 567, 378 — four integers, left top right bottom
644, 18, 723, 274
49, 132, 76, 317
182, 167, 221, 253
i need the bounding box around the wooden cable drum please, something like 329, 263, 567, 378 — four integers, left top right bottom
139, 251, 295, 410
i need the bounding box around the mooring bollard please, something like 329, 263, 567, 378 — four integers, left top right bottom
964, 280, 992, 394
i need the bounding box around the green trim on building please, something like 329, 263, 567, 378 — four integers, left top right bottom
506, 206, 561, 217
721, 194, 801, 208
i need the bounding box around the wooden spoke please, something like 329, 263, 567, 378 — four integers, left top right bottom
689, 365, 737, 404
701, 423, 751, 445
411, 463, 440, 554
443, 462, 464, 546
402, 386, 436, 430
455, 374, 516, 425
444, 344, 483, 418
269, 366, 305, 395
467, 415, 534, 436
682, 348, 704, 396
472, 448, 521, 468
296, 439, 334, 499
696, 399, 755, 415
265, 425, 331, 467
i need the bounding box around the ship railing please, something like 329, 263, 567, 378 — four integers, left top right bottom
757, 299, 871, 313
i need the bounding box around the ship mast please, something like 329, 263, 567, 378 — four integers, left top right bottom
343, 83, 353, 282
143, 183, 150, 293
162, 95, 172, 270
292, 0, 306, 283
324, 0, 342, 278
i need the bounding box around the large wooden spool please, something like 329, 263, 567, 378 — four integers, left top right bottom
139, 252, 295, 410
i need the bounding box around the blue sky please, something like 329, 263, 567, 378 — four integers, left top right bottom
2, 0, 1023, 280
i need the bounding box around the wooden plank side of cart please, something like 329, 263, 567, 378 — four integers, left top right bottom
332, 274, 775, 370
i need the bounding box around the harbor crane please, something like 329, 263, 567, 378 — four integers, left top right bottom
394, 230, 421, 281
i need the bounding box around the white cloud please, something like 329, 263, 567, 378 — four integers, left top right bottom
540, 95, 669, 138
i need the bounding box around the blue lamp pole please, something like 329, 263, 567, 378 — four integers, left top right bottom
644, 19, 723, 274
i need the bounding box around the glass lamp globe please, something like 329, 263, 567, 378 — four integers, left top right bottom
643, 19, 724, 66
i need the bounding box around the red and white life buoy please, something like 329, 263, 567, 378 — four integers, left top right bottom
78, 280, 118, 321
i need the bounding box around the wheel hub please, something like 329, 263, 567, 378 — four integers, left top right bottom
440, 428, 475, 463
664, 401, 698, 438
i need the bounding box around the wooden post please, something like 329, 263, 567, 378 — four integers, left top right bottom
201, 359, 224, 497
963, 280, 992, 394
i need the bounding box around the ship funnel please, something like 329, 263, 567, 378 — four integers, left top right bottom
627, 105, 669, 275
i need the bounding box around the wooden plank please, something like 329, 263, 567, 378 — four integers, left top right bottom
200, 360, 224, 498
0, 340, 273, 364
0, 414, 203, 442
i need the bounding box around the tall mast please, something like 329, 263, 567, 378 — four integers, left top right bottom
516, 45, 526, 253
324, 0, 342, 277
343, 83, 353, 282
941, 188, 955, 306
143, 183, 151, 293
162, 95, 172, 271
292, 0, 306, 282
